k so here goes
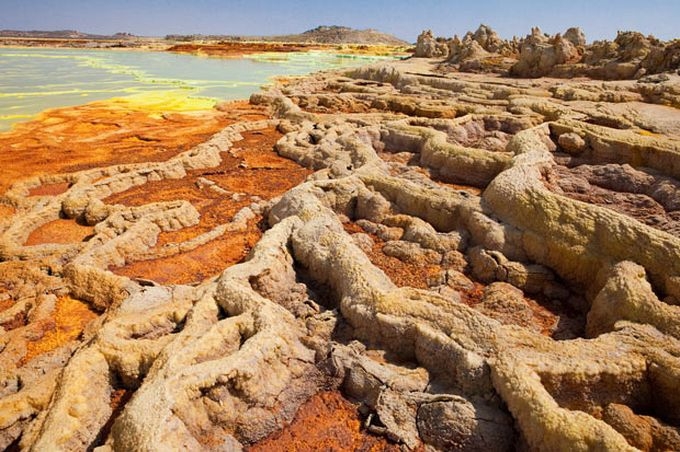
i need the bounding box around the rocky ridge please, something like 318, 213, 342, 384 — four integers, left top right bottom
1, 49, 680, 451
275, 25, 408, 46
166, 25, 408, 46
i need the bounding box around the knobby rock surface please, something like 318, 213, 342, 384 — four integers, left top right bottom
1, 56, 680, 451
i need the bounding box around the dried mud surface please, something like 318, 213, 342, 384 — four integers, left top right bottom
2, 57, 680, 451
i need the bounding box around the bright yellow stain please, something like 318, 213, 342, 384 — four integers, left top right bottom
20, 296, 98, 366
107, 90, 217, 113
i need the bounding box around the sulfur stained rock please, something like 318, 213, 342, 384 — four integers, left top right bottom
587, 261, 680, 339
564, 27, 586, 47
350, 232, 375, 253
477, 282, 535, 330
445, 269, 476, 292
511, 27, 583, 78
445, 25, 519, 73
436, 24, 679, 80
3, 40, 680, 452
381, 240, 442, 265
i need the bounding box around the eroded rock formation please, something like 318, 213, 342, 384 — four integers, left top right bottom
415, 24, 680, 80
447, 25, 520, 72
414, 29, 449, 58
2, 53, 680, 451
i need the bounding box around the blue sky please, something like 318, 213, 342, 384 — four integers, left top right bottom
2, 0, 679, 43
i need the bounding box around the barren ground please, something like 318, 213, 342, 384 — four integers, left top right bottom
1, 56, 680, 451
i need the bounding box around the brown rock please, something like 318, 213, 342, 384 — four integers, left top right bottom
603, 403, 680, 451
417, 399, 515, 451
557, 132, 587, 154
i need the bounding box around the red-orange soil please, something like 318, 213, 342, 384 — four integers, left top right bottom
24, 219, 94, 246
19, 295, 98, 366
107, 127, 312, 285
248, 391, 401, 452
27, 182, 71, 197
0, 203, 16, 217
168, 42, 325, 58
342, 221, 441, 290
0, 100, 263, 193
115, 218, 263, 285
343, 221, 571, 337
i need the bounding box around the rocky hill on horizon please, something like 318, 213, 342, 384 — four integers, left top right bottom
268, 25, 408, 45
1, 26, 408, 50
166, 25, 408, 46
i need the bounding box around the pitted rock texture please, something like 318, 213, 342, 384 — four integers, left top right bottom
2, 55, 680, 451
417, 24, 680, 81
414, 29, 449, 59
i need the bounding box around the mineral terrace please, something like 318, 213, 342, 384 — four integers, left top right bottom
1, 26, 680, 451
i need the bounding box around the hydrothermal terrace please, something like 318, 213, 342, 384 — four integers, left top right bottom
1, 42, 680, 450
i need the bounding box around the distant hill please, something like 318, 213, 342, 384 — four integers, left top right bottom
0, 30, 137, 40
166, 26, 408, 46
270, 26, 408, 45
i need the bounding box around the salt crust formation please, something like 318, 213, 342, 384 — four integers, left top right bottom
2, 52, 680, 450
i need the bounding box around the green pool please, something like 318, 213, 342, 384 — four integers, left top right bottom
0, 47, 391, 131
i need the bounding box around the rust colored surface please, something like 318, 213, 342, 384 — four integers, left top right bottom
109, 388, 132, 410
0, 100, 263, 194
24, 219, 94, 246
0, 297, 13, 314
343, 221, 440, 290
168, 42, 324, 58
28, 182, 71, 197
115, 218, 263, 285
248, 391, 401, 452
20, 295, 98, 366
366, 242, 442, 290
344, 221, 573, 338
459, 281, 486, 306
0, 204, 16, 217
108, 127, 311, 284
